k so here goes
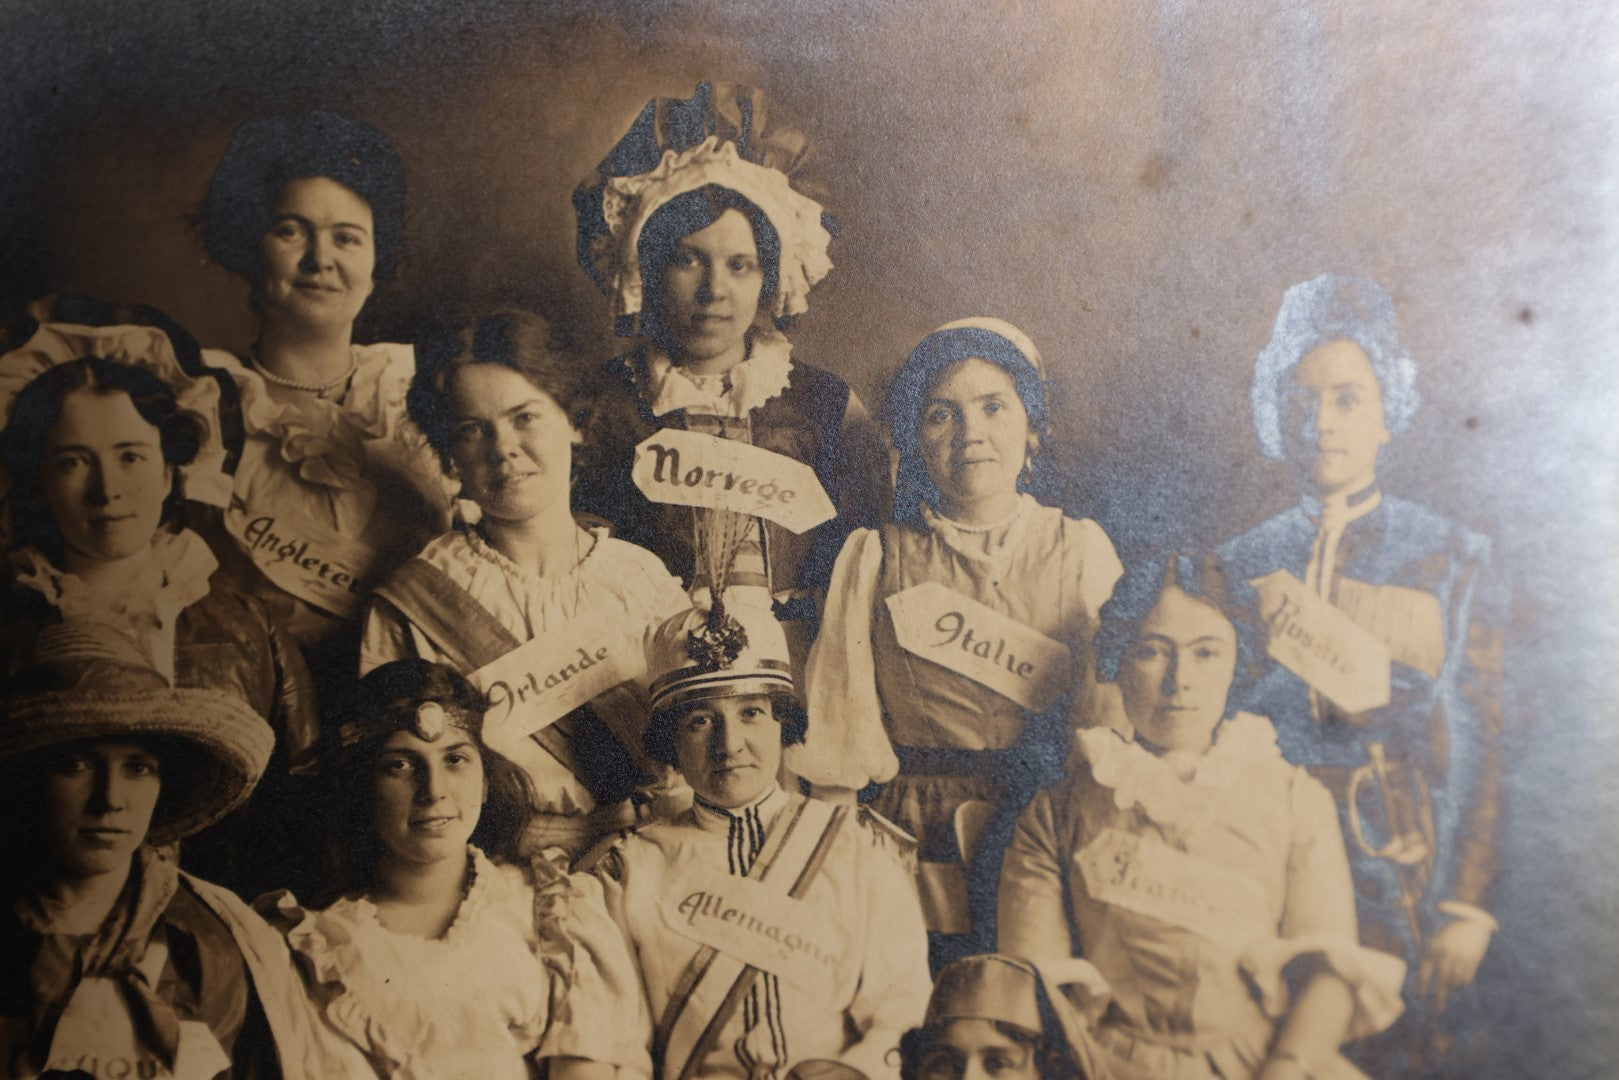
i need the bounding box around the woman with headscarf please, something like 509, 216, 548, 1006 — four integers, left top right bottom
1216, 274, 1508, 1073
785, 318, 1124, 968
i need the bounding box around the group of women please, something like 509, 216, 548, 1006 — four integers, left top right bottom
0, 83, 1503, 1080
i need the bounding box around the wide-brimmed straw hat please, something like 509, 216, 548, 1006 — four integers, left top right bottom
574, 82, 834, 336
0, 622, 274, 845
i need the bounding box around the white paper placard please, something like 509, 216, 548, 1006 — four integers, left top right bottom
472, 628, 643, 751
1076, 826, 1272, 951
661, 872, 842, 994
885, 581, 1072, 712
631, 429, 836, 534
44, 976, 232, 1079
1252, 569, 1393, 714
225, 498, 379, 619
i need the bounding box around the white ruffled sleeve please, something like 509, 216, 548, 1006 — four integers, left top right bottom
783, 529, 897, 789
1238, 771, 1408, 1041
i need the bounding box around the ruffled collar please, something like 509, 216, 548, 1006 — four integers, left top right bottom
7, 529, 216, 683
636, 331, 795, 419
1076, 712, 1282, 831
212, 343, 414, 491
300, 846, 502, 948
921, 493, 1037, 566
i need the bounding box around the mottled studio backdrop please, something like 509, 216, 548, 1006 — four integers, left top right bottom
1, 1, 1614, 1074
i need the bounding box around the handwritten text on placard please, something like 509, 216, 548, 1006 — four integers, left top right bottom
225, 499, 379, 619
472, 629, 641, 752
631, 429, 836, 534
662, 872, 842, 994
1252, 570, 1392, 714
885, 581, 1071, 712
1077, 827, 1272, 951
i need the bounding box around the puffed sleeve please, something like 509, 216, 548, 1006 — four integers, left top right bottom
783, 529, 898, 789
996, 788, 1081, 962
1239, 769, 1407, 1041
537, 850, 655, 1074
838, 815, 932, 1080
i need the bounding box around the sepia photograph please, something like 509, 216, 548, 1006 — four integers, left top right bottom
0, 1, 1614, 1077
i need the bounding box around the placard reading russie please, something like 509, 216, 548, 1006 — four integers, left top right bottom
472, 627, 642, 752
224, 498, 379, 619
631, 429, 836, 534
661, 872, 843, 995
1251, 569, 1393, 714
885, 581, 1072, 712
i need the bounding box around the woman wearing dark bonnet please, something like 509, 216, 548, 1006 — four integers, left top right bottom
570, 82, 886, 671
194, 110, 451, 674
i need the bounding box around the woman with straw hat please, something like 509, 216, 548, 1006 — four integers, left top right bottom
0, 621, 339, 1078
0, 293, 319, 900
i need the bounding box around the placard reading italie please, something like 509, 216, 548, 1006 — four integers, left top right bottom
661, 872, 843, 995
472, 627, 642, 753
631, 429, 836, 533
224, 498, 379, 619
1252, 569, 1393, 715
885, 581, 1072, 712
1077, 827, 1273, 951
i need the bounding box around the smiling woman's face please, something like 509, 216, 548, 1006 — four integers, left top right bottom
258, 175, 377, 335
447, 363, 579, 528
369, 728, 485, 867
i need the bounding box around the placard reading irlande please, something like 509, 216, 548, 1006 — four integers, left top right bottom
661, 872, 843, 995
885, 581, 1072, 712
472, 627, 642, 753
1252, 570, 1393, 714
631, 429, 836, 534
1076, 827, 1273, 952
225, 497, 379, 619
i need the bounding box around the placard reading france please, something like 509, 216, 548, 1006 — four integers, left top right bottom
631, 429, 836, 534
472, 627, 642, 751
661, 872, 843, 995
224, 498, 379, 619
1076, 827, 1273, 952
1251, 569, 1393, 714
885, 581, 1071, 712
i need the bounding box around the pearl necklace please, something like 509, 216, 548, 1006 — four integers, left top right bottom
250, 351, 359, 397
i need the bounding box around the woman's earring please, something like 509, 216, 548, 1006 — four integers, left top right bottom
1019, 453, 1035, 490
453, 487, 483, 526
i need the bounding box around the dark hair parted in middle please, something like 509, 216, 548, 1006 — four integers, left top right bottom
407, 308, 586, 474
884, 326, 1053, 525
642, 693, 808, 769
201, 110, 407, 288
1093, 550, 1266, 711
321, 659, 533, 899
0, 358, 201, 559
636, 185, 784, 349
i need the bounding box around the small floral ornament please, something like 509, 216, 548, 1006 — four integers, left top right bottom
685, 603, 750, 673
412, 701, 447, 742
600, 137, 834, 326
